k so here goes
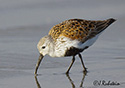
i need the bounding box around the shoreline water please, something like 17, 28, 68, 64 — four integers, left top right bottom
0, 18, 125, 87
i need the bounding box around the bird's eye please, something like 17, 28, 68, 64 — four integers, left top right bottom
42, 46, 45, 49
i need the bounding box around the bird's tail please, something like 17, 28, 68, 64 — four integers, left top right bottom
95, 18, 116, 34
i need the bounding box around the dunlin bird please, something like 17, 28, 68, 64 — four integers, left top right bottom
35, 18, 116, 75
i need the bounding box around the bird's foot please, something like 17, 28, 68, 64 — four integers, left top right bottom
83, 68, 88, 74
65, 71, 69, 75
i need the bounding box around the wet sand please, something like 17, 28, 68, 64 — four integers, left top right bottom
0, 17, 125, 88
0, 0, 125, 88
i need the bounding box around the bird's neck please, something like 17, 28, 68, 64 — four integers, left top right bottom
48, 42, 55, 57
46, 35, 56, 57
47, 39, 65, 57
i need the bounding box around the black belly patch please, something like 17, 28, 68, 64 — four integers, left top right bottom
64, 46, 89, 56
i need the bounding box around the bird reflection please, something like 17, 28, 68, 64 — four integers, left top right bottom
34, 72, 87, 88
66, 73, 86, 88
34, 76, 41, 88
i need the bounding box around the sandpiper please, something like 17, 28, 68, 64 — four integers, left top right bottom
35, 18, 116, 75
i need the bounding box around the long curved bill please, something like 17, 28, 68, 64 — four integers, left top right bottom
34, 54, 44, 75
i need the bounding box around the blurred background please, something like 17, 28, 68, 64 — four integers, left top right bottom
0, 0, 125, 88
0, 0, 125, 29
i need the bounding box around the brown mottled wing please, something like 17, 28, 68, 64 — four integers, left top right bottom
49, 18, 116, 42
82, 18, 116, 43
48, 21, 65, 41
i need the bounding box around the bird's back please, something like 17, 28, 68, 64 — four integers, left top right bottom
48, 18, 116, 42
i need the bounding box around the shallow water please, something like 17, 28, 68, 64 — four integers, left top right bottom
0, 0, 125, 88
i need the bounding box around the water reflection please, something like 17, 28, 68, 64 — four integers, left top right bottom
66, 73, 86, 88
34, 76, 41, 88
34, 73, 87, 88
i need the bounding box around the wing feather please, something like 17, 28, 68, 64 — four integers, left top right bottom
48, 18, 116, 42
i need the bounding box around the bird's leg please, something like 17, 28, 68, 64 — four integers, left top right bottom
66, 56, 75, 74
34, 54, 44, 75
78, 54, 87, 73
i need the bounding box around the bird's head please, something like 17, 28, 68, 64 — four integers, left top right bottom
35, 35, 53, 75
37, 35, 52, 56
37, 36, 49, 56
